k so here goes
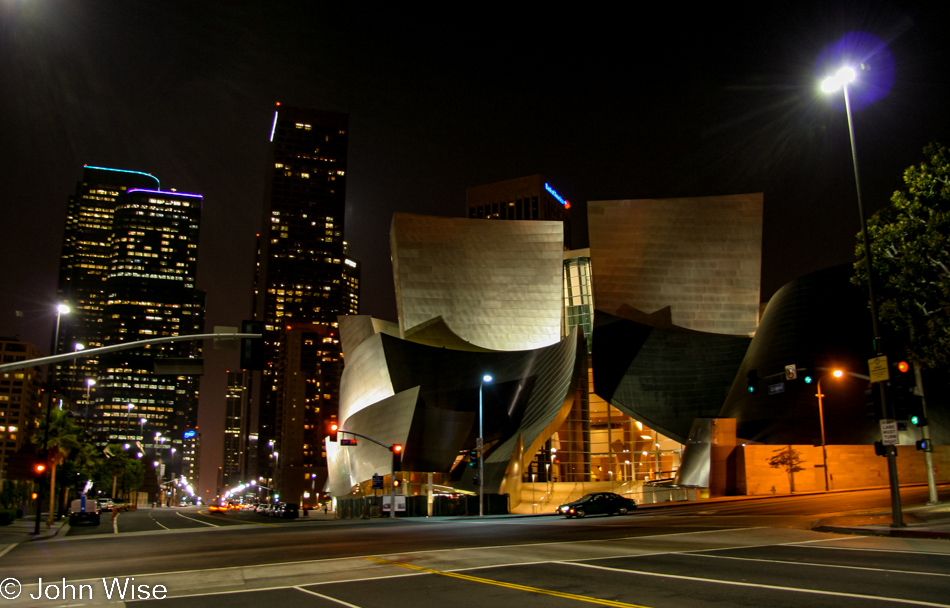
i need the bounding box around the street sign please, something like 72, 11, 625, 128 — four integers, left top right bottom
768, 382, 785, 395
785, 364, 797, 380
869, 355, 890, 383
880, 419, 899, 446
381, 495, 406, 512
372, 474, 383, 489
340, 438, 358, 446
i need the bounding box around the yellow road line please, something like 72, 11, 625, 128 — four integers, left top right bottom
365, 557, 651, 608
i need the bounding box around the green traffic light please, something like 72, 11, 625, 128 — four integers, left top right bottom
804, 376, 813, 384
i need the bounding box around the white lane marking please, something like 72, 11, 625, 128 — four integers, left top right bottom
176, 510, 218, 527
568, 561, 950, 607
677, 551, 950, 578
794, 542, 950, 557
294, 586, 365, 607
0, 543, 18, 560
149, 512, 170, 530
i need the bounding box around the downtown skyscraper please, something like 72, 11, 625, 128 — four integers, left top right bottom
249, 104, 355, 493
55, 166, 204, 482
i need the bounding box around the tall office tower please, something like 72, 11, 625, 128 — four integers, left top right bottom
181, 425, 200, 489
465, 174, 573, 249
98, 187, 204, 470
342, 248, 361, 316
55, 166, 162, 413
252, 104, 350, 483
0, 339, 42, 485
222, 370, 249, 489
273, 322, 341, 503
57, 177, 205, 483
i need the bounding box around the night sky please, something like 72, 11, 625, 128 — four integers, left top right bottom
2, 1, 949, 498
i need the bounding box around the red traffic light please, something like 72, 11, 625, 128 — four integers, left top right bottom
391, 444, 403, 454
34, 463, 46, 475
328, 422, 339, 442
31, 492, 38, 500
897, 361, 910, 373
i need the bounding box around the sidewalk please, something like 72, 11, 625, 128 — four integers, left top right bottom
0, 513, 69, 551
812, 500, 950, 540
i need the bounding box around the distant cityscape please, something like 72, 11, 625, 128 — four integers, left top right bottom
1, 102, 945, 513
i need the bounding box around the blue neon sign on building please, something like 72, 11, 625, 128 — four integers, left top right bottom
544, 182, 570, 209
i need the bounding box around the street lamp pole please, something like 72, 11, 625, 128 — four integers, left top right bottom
814, 370, 843, 492
821, 66, 903, 527
85, 378, 96, 431
478, 374, 492, 517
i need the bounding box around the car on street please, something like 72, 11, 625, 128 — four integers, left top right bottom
274, 503, 299, 519
556, 492, 637, 518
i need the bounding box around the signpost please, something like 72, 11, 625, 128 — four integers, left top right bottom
880, 419, 899, 446
868, 356, 890, 384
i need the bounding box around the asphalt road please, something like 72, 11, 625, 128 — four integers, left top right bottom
2, 487, 948, 607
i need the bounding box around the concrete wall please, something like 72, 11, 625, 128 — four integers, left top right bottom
737, 444, 950, 495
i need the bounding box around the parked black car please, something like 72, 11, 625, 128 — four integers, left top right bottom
556, 492, 636, 518
275, 502, 299, 519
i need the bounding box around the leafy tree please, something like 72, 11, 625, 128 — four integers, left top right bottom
30, 407, 82, 527
0, 480, 33, 511
768, 445, 805, 493
853, 142, 950, 371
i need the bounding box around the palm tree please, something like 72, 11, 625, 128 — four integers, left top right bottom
62, 441, 104, 509
31, 407, 82, 527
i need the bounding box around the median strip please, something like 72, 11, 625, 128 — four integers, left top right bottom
364, 557, 652, 608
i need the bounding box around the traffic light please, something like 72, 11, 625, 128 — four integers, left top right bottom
240, 320, 265, 370
865, 383, 882, 419
391, 444, 403, 472
468, 448, 477, 467
31, 492, 38, 500
916, 439, 929, 451
873, 441, 886, 457
34, 462, 46, 477
888, 359, 920, 420
328, 422, 339, 442
746, 369, 759, 394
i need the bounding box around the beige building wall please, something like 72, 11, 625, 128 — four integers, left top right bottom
737, 444, 950, 495
390, 213, 564, 351
588, 194, 763, 336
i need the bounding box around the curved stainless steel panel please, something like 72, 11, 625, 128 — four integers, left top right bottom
391, 213, 564, 351
588, 194, 763, 336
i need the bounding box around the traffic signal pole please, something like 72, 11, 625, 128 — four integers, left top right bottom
914, 366, 939, 504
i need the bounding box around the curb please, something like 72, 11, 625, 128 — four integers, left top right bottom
812, 525, 950, 540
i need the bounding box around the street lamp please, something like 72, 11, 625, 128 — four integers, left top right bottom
478, 373, 492, 517
821, 64, 903, 527
814, 369, 844, 491
53, 304, 70, 356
